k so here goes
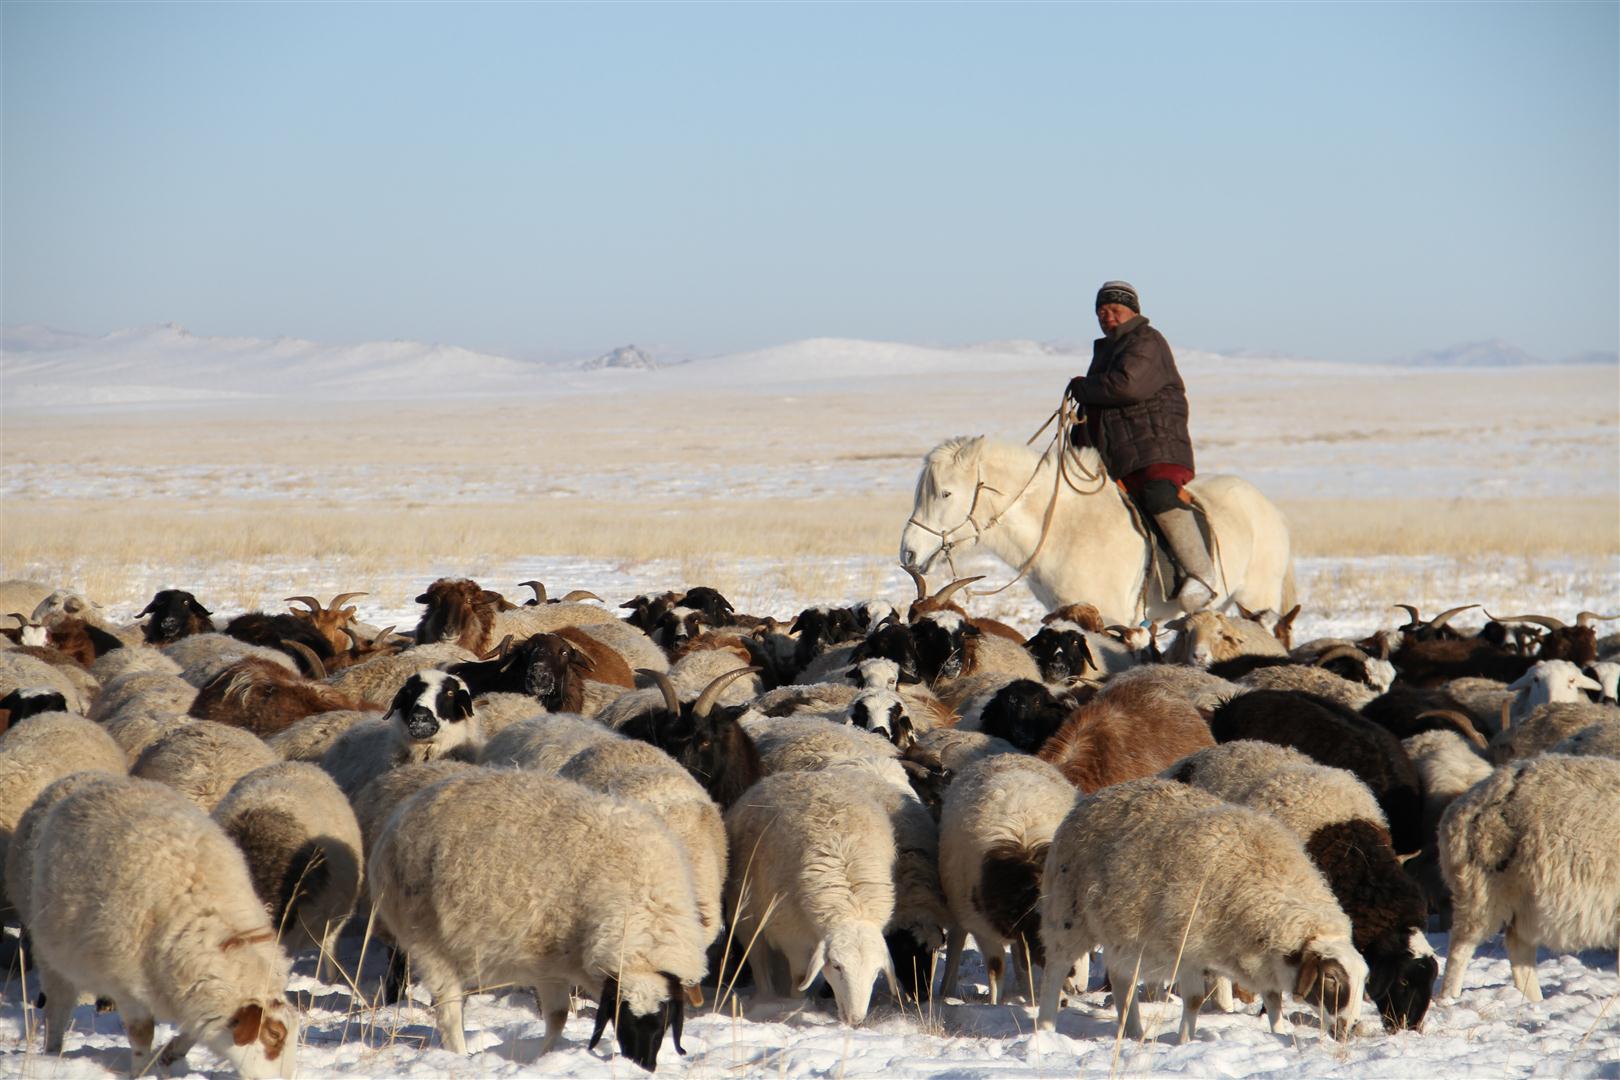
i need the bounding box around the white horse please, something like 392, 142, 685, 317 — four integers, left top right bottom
899, 436, 1295, 625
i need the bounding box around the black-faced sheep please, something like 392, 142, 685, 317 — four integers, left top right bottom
136, 589, 216, 645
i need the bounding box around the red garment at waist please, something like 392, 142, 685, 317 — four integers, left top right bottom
1120, 463, 1194, 497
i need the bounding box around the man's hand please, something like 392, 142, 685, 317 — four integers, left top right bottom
1066, 375, 1086, 403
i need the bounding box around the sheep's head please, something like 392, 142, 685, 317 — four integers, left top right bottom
1506, 659, 1602, 716
978, 679, 1074, 754
1290, 936, 1368, 1040
385, 671, 476, 758
849, 689, 914, 749
679, 586, 736, 625
621, 668, 763, 809
137, 589, 215, 644
854, 600, 899, 632
790, 606, 864, 672
1164, 611, 1258, 667
1042, 602, 1104, 633
413, 578, 501, 653
802, 922, 898, 1026
284, 592, 367, 655
848, 657, 901, 691
850, 621, 923, 685
30, 589, 105, 628
1367, 929, 1436, 1032
210, 998, 297, 1080
620, 591, 680, 633
911, 611, 978, 683
590, 972, 687, 1073
1024, 624, 1095, 682
650, 607, 710, 653
1, 613, 47, 648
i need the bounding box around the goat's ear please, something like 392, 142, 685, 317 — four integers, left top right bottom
414, 592, 432, 604
188, 598, 213, 617
961, 623, 982, 638
477, 589, 506, 606
567, 647, 595, 672
1294, 948, 1323, 1000
797, 939, 828, 992
135, 597, 161, 617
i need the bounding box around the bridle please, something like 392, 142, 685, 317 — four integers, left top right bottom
905, 474, 1005, 579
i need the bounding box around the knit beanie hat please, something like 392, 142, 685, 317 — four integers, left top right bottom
1095, 280, 1140, 313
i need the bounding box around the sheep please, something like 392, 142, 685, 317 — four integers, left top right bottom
1492, 700, 1620, 762
1504, 660, 1606, 724
369, 769, 706, 1069
446, 631, 605, 713
1096, 662, 1244, 714
165, 633, 300, 689
478, 712, 622, 773
41, 615, 126, 670
559, 738, 728, 945
135, 588, 217, 644
1439, 754, 1620, 1002
96, 695, 197, 766
24, 775, 298, 1077
1166, 741, 1436, 1030
855, 773, 951, 1003
264, 708, 379, 762
667, 634, 767, 704
1238, 661, 1378, 711
849, 688, 916, 748
1549, 718, 1620, 758
1400, 728, 1495, 921
912, 609, 1042, 697
131, 720, 280, 812
89, 640, 182, 682
0, 650, 90, 715
324, 640, 477, 707
570, 617, 670, 673
1209, 689, 1424, 855
0, 712, 128, 918
968, 679, 1078, 754
724, 768, 900, 1025
0, 687, 69, 731
1163, 609, 1289, 667
746, 714, 906, 782
1586, 660, 1620, 704
0, 612, 49, 649
1441, 675, 1517, 738
5, 770, 125, 931
189, 656, 366, 738
1022, 622, 1097, 683
212, 761, 364, 966
413, 576, 616, 657
319, 670, 480, 798
744, 681, 860, 721
939, 753, 1077, 1004
1360, 686, 1491, 749
788, 605, 867, 675
914, 727, 1020, 773
612, 669, 764, 810
1037, 777, 1368, 1043
1037, 678, 1214, 793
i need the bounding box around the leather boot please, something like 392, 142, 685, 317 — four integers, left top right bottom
1153, 505, 1217, 612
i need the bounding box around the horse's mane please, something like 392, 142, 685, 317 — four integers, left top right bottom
924, 434, 1098, 476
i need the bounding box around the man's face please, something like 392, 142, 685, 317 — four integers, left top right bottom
1097, 303, 1135, 333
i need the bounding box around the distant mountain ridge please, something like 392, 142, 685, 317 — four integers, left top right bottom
1393, 340, 1615, 367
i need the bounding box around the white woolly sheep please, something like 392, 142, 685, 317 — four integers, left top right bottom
854, 657, 901, 690
725, 768, 900, 1026
559, 738, 728, 945
853, 766, 952, 1003
939, 753, 1077, 1004
1165, 609, 1290, 667
88, 641, 182, 683
1037, 777, 1368, 1043
0, 713, 128, 918
322, 641, 477, 708
264, 708, 379, 762
1504, 660, 1603, 725
88, 670, 196, 723
131, 720, 279, 812
1586, 660, 1619, 704
745, 714, 906, 784
163, 633, 297, 689
466, 690, 546, 737
913, 727, 1020, 773
320, 670, 480, 798
668, 639, 765, 706
1239, 663, 1377, 711
1549, 718, 1620, 758
1491, 699, 1620, 763
1166, 740, 1436, 1030
477, 712, 622, 773
369, 769, 706, 1070
1097, 662, 1245, 714
25, 774, 298, 1078
1440, 753, 1620, 1001
571, 618, 670, 674
1403, 729, 1493, 841
212, 761, 364, 967
5, 770, 124, 931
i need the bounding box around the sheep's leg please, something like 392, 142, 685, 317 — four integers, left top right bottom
940, 927, 966, 1000
1105, 961, 1143, 1041
414, 952, 468, 1054
1262, 990, 1286, 1035
156, 1030, 197, 1071
40, 964, 76, 1055
534, 977, 572, 1056
1208, 975, 1234, 1012
1064, 952, 1091, 997
1505, 923, 1542, 1003
1036, 947, 1074, 1030
1441, 933, 1480, 1000
1175, 971, 1206, 1044
383, 945, 410, 1005
986, 945, 1007, 1005
122, 1008, 156, 1077
315, 921, 345, 984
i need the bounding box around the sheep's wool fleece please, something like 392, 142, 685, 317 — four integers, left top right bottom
370, 770, 706, 1017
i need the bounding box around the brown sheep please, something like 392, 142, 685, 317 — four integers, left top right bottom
1042, 602, 1106, 634
190, 658, 365, 738
554, 625, 636, 688
1037, 679, 1214, 793
42, 617, 126, 669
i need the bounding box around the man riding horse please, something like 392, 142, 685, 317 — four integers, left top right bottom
1066, 280, 1218, 613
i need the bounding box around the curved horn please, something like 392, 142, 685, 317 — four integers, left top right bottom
340, 625, 363, 648
693, 666, 762, 719
481, 634, 514, 661
283, 596, 322, 614
371, 625, 397, 645
8, 613, 30, 627
560, 590, 603, 603
637, 669, 682, 715
283, 640, 328, 680
929, 575, 985, 606
903, 565, 927, 602
1576, 611, 1620, 628
1415, 709, 1489, 750
1425, 604, 1480, 633
1483, 612, 1566, 631
1392, 604, 1422, 625
519, 580, 546, 603
327, 591, 368, 610
1314, 644, 1367, 668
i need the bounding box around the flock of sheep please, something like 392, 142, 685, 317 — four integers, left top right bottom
0, 573, 1617, 1077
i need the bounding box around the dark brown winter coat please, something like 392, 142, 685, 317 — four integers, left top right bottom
1071, 315, 1195, 478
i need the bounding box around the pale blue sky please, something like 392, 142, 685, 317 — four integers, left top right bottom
4, 2, 1616, 361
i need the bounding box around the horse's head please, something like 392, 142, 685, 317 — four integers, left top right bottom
900, 437, 986, 574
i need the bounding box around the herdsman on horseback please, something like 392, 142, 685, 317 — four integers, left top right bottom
1065, 280, 1218, 613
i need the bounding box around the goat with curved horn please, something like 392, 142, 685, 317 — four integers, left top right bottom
520, 581, 547, 604
637, 668, 683, 715
284, 595, 323, 613
1314, 644, 1368, 668
560, 590, 604, 603
1484, 612, 1566, 631
327, 591, 368, 610
692, 666, 762, 719
480, 634, 515, 662
1392, 604, 1423, 626
1414, 709, 1488, 750
283, 639, 328, 680
903, 565, 929, 601
1424, 604, 1480, 633
930, 575, 985, 605
1576, 611, 1620, 628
